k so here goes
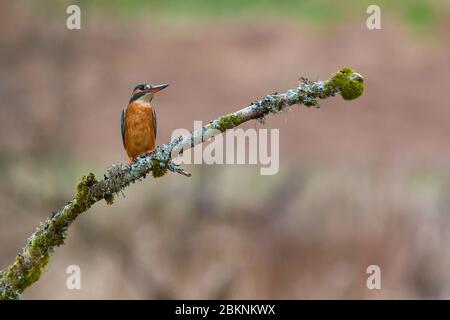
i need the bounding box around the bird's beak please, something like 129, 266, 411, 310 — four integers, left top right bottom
148, 83, 169, 94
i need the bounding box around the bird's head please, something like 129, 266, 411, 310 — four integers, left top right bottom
130, 83, 169, 103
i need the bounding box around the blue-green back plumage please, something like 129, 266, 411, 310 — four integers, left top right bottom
121, 109, 126, 147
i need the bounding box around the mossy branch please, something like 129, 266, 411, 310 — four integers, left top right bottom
0, 68, 364, 299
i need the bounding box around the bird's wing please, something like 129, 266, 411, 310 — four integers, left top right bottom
152, 107, 157, 139
121, 108, 126, 148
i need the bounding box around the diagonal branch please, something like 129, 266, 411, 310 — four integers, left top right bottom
0, 68, 364, 300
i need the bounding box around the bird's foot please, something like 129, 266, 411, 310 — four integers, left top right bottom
144, 150, 155, 157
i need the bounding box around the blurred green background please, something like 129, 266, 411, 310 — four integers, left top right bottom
1, 0, 450, 299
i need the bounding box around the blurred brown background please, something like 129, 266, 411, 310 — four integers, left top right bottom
1, 0, 450, 299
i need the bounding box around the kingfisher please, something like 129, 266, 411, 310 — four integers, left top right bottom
121, 83, 169, 163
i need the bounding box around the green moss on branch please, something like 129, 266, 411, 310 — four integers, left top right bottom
0, 172, 110, 299
215, 113, 243, 131
151, 159, 168, 178
327, 67, 364, 100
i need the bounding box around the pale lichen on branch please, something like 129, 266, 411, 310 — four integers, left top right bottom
0, 68, 364, 300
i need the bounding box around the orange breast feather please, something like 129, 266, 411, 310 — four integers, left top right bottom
124, 102, 155, 159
